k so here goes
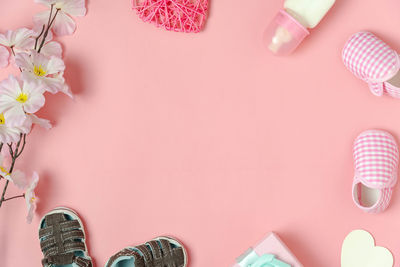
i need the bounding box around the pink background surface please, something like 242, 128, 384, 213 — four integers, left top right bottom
1, 0, 400, 266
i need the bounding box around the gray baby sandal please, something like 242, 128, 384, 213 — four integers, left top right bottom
105, 236, 188, 267
38, 207, 93, 267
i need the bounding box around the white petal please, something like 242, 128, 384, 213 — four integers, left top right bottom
0, 46, 9, 68
0, 32, 10, 46
21, 72, 40, 84
4, 105, 26, 127
52, 11, 76, 36
25, 171, 38, 225
33, 11, 51, 30
0, 94, 17, 114
61, 83, 73, 98
24, 93, 45, 114
31, 50, 50, 70
22, 79, 46, 113
19, 117, 33, 134
0, 126, 19, 143
13, 28, 34, 50
15, 52, 34, 71
0, 119, 31, 143
23, 77, 46, 95
60, 0, 86, 16
0, 75, 22, 98
42, 76, 65, 93
41, 41, 62, 58
26, 203, 36, 224
30, 114, 52, 129
15, 38, 35, 51
0, 30, 19, 47
11, 170, 28, 189
28, 172, 39, 191
46, 56, 65, 74
34, 0, 54, 6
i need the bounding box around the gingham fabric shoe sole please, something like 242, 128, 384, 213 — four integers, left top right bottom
105, 236, 188, 267
342, 31, 400, 98
352, 130, 399, 213
39, 207, 93, 267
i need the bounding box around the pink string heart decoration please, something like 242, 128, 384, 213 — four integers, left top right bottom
132, 0, 208, 33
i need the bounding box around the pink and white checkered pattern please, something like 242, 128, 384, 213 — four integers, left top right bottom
353, 130, 399, 213
342, 31, 400, 97
385, 82, 400, 98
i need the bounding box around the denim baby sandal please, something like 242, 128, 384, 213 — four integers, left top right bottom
105, 236, 188, 267
38, 207, 93, 267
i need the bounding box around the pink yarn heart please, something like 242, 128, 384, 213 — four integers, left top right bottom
132, 0, 208, 33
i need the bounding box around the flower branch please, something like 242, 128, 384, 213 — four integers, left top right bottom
2, 193, 25, 202
38, 6, 60, 53
0, 134, 28, 208
34, 25, 45, 50
0, 0, 86, 223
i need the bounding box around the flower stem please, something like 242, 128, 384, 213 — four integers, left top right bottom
47, 4, 54, 27
10, 47, 23, 72
34, 25, 46, 50
0, 134, 28, 208
2, 194, 24, 202
0, 181, 10, 207
38, 7, 59, 53
17, 134, 26, 158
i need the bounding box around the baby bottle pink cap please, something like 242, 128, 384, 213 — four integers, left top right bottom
276, 9, 309, 39
264, 9, 310, 55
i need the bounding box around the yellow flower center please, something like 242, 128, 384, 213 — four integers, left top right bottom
30, 196, 36, 204
0, 166, 9, 176
16, 93, 28, 103
0, 113, 5, 125
33, 65, 46, 77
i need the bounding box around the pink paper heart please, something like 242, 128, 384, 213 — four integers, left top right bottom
132, 0, 208, 33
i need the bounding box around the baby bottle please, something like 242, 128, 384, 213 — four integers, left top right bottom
264, 0, 335, 56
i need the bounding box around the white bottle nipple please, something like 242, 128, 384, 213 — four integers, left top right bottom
268, 26, 292, 53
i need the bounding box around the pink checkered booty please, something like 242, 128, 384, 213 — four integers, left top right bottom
343, 31, 400, 98
353, 130, 399, 213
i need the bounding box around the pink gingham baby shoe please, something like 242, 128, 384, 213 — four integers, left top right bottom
342, 31, 400, 98
353, 130, 399, 213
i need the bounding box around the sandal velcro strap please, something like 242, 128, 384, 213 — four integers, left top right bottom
39, 227, 53, 239
153, 247, 185, 267
64, 240, 87, 253
42, 254, 92, 267
62, 229, 85, 242
136, 244, 154, 262
146, 240, 162, 259
42, 253, 75, 266
74, 255, 93, 267
159, 239, 173, 255
40, 237, 56, 252
60, 220, 81, 231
